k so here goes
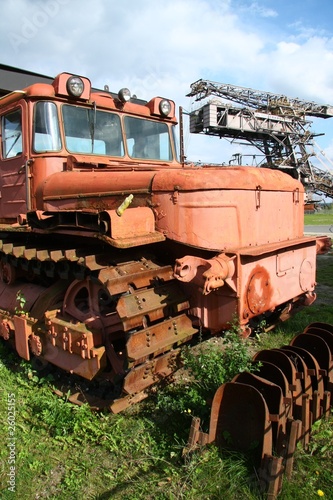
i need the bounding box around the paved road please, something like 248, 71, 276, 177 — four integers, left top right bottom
304, 225, 332, 235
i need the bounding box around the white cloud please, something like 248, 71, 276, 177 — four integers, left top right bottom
276, 41, 300, 55
0, 0, 263, 98
1, 0, 333, 168
263, 36, 333, 104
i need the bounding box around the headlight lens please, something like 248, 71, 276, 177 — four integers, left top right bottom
159, 99, 171, 116
67, 76, 84, 97
118, 88, 131, 103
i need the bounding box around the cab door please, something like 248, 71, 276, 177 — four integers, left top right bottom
0, 102, 29, 222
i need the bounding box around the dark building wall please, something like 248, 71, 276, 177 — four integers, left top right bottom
0, 64, 53, 97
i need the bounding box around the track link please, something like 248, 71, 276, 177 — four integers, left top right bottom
185, 322, 333, 498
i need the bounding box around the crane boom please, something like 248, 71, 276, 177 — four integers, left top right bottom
187, 79, 333, 199
188, 79, 333, 118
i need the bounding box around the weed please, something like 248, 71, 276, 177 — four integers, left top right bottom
156, 322, 256, 427
178, 446, 261, 499
182, 331, 252, 391
14, 289, 27, 315
308, 413, 333, 458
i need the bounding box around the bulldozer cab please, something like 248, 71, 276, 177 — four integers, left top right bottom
0, 71, 179, 223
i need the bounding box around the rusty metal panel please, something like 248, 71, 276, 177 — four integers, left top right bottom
105, 207, 155, 239
239, 243, 317, 324
116, 282, 189, 331
39, 170, 155, 210
43, 344, 106, 380
99, 260, 174, 296
154, 189, 304, 250
208, 382, 273, 462
13, 315, 33, 360
153, 166, 301, 192
186, 240, 317, 333
126, 314, 197, 361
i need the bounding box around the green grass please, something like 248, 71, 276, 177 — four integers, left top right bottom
316, 253, 333, 286
304, 210, 333, 225
0, 254, 333, 499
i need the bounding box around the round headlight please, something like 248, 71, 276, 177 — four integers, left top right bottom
118, 88, 131, 103
66, 76, 84, 97
159, 99, 171, 116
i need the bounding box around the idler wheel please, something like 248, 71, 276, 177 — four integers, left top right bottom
63, 277, 114, 323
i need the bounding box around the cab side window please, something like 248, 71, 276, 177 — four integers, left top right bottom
1, 109, 23, 159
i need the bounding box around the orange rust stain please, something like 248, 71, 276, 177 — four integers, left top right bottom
245, 265, 274, 316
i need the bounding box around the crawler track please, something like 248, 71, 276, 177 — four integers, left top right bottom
0, 235, 198, 412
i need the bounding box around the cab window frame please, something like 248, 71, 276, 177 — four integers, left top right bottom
1, 107, 23, 160
33, 101, 62, 153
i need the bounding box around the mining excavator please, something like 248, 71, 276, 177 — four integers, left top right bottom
187, 78, 333, 199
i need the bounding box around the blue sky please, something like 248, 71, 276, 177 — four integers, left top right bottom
1, 0, 333, 172
235, 0, 333, 34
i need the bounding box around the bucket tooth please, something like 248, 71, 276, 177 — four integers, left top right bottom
187, 323, 333, 499
281, 345, 324, 421
251, 360, 293, 418
322, 391, 331, 418
255, 348, 310, 448
304, 325, 333, 353
208, 382, 273, 462
207, 382, 284, 497
290, 333, 333, 397
304, 322, 333, 335
253, 349, 303, 420
280, 347, 312, 398
279, 347, 314, 444
232, 372, 287, 454
182, 416, 210, 455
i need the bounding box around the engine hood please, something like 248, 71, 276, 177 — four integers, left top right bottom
152, 165, 303, 193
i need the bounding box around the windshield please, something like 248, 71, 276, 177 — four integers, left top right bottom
124, 116, 173, 161
32, 102, 175, 160
62, 105, 124, 156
